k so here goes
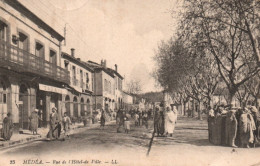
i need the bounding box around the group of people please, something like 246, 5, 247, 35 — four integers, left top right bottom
133, 109, 150, 129
115, 109, 131, 134
154, 105, 178, 137
208, 104, 260, 148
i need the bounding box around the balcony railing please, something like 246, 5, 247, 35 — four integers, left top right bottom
0, 40, 70, 84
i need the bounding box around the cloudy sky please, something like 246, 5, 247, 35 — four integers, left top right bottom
22, 0, 177, 92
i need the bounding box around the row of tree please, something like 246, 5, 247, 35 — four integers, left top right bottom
153, 0, 260, 119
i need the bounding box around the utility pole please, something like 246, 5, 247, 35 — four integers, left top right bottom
64, 23, 67, 46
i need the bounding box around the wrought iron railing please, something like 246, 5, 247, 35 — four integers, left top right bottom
0, 40, 70, 84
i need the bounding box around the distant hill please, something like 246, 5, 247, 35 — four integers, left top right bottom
138, 91, 164, 103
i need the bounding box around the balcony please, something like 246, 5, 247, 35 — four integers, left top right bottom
0, 40, 70, 84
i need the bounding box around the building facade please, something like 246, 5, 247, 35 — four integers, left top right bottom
0, 0, 69, 130
61, 49, 94, 119
87, 60, 124, 113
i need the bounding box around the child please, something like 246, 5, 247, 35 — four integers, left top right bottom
134, 113, 139, 127
124, 116, 130, 134
62, 112, 72, 138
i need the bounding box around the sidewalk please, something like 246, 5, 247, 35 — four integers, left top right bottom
0, 120, 115, 150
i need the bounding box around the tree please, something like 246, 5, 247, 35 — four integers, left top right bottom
126, 80, 142, 95
179, 0, 260, 104
245, 73, 260, 107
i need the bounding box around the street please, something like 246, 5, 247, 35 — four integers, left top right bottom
1, 117, 260, 166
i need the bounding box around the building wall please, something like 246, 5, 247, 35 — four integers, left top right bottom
0, 1, 66, 130
0, 1, 61, 66
94, 71, 103, 96
61, 57, 93, 93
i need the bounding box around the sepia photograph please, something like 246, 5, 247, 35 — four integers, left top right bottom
0, 0, 260, 166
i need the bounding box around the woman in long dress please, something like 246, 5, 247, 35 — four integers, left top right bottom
29, 109, 40, 135
164, 106, 177, 137
2, 113, 13, 141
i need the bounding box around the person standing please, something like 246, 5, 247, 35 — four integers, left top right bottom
208, 106, 215, 143
154, 106, 160, 136
138, 111, 142, 126
62, 112, 72, 138
134, 112, 139, 127
48, 107, 59, 140
124, 114, 130, 134
143, 111, 148, 129
29, 108, 41, 135
225, 108, 238, 147
100, 109, 106, 130
239, 107, 256, 148
2, 113, 13, 141
164, 106, 177, 137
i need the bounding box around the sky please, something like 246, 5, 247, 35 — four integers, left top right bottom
21, 0, 177, 92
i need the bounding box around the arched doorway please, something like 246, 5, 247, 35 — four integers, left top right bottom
65, 95, 70, 117
80, 98, 85, 116
0, 81, 8, 124
19, 84, 29, 129
86, 99, 90, 113
73, 96, 78, 117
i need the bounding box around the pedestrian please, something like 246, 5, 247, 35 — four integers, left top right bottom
29, 108, 41, 135
250, 106, 260, 146
239, 107, 256, 148
225, 107, 238, 147
164, 106, 177, 137
134, 112, 139, 127
124, 114, 130, 134
154, 106, 160, 136
138, 111, 142, 126
116, 109, 124, 132
213, 107, 223, 145
158, 110, 165, 136
100, 109, 106, 129
208, 106, 215, 143
143, 111, 148, 129
62, 112, 72, 138
48, 107, 59, 140
2, 113, 13, 141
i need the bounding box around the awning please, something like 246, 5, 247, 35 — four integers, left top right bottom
39, 84, 67, 94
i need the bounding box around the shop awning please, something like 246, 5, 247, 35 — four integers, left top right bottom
39, 84, 67, 94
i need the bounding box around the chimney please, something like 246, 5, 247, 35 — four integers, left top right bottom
71, 48, 75, 57
115, 64, 118, 72
104, 60, 107, 68
101, 59, 103, 66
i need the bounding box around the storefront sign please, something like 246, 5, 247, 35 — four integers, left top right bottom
39, 84, 67, 94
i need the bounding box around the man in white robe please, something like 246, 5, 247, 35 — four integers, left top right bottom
164, 106, 177, 137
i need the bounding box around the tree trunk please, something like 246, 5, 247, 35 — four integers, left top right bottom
228, 90, 236, 106
192, 100, 195, 118
183, 102, 186, 116
198, 101, 202, 120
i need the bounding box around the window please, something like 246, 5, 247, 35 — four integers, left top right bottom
80, 70, 83, 88
18, 32, 29, 52
49, 49, 57, 65
0, 81, 7, 104
0, 21, 7, 42
35, 42, 44, 58
64, 60, 69, 70
72, 66, 77, 86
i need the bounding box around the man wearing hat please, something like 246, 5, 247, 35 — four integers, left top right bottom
48, 107, 59, 140
29, 108, 41, 135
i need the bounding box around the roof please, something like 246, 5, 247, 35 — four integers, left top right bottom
62, 52, 94, 72
87, 61, 115, 78
5, 0, 64, 41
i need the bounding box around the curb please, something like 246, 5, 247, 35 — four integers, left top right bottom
0, 120, 116, 150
